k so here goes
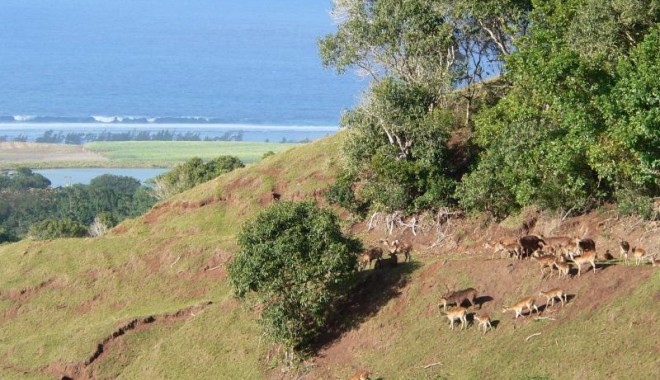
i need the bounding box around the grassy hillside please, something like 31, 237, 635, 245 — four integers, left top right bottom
0, 133, 658, 379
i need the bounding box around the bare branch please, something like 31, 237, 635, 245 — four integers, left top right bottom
525, 332, 542, 342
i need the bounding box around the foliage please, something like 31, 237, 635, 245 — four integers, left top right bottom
0, 175, 156, 241
456, 0, 659, 217
0, 167, 51, 190
615, 188, 658, 220
153, 156, 244, 199
28, 218, 88, 240
228, 201, 361, 354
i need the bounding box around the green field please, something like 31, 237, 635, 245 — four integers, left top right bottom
0, 141, 301, 169
84, 141, 300, 166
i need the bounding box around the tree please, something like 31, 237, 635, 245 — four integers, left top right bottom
152, 156, 244, 199
0, 167, 51, 190
457, 0, 659, 217
28, 218, 88, 240
228, 201, 361, 355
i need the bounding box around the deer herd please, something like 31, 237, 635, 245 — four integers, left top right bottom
358, 233, 655, 335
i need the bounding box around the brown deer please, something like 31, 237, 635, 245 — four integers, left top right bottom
539, 288, 567, 308
473, 313, 493, 335
382, 239, 412, 262
632, 246, 650, 265
553, 259, 571, 278
439, 287, 478, 311
374, 253, 398, 270
493, 237, 522, 260
358, 247, 383, 271
502, 296, 539, 319
620, 240, 631, 264
572, 250, 597, 277
541, 236, 573, 255
439, 306, 468, 330
519, 235, 546, 259
532, 252, 558, 278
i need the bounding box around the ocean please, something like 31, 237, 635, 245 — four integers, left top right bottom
0, 0, 364, 129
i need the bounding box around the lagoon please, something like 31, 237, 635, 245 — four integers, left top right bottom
36, 168, 167, 187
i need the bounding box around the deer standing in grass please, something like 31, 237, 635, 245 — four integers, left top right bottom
439, 287, 478, 311
439, 306, 468, 330
532, 252, 558, 278
473, 313, 493, 334
502, 296, 539, 319
553, 259, 571, 278
620, 240, 631, 264
381, 239, 412, 262
492, 237, 522, 259
539, 288, 567, 308
572, 250, 597, 277
358, 247, 383, 271
632, 246, 651, 265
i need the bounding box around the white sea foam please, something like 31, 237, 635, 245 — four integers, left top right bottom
13, 115, 36, 121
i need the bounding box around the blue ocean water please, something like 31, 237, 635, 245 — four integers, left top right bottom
0, 0, 364, 126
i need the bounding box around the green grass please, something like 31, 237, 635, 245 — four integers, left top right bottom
84, 141, 300, 166
0, 133, 657, 379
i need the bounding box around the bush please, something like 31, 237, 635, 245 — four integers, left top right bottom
28, 218, 88, 240
616, 188, 658, 221
228, 201, 361, 355
153, 155, 244, 199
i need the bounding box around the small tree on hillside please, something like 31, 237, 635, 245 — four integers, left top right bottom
227, 201, 361, 357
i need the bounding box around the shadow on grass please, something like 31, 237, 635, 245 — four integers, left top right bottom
475, 295, 493, 309
313, 261, 423, 353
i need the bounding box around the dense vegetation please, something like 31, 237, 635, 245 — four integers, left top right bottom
0, 155, 247, 242
0, 169, 156, 242
228, 201, 361, 356
321, 0, 659, 218
151, 155, 245, 199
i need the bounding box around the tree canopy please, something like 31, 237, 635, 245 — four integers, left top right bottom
321, 0, 659, 218
228, 201, 361, 354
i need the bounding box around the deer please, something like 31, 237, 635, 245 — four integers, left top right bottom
346, 370, 371, 380
577, 238, 596, 254
439, 306, 468, 330
519, 235, 546, 259
539, 288, 567, 308
473, 313, 493, 335
374, 253, 398, 270
438, 287, 478, 311
620, 240, 631, 264
632, 246, 651, 265
358, 247, 383, 271
532, 252, 558, 278
502, 296, 539, 319
571, 249, 597, 277
541, 236, 573, 255
382, 239, 412, 262
494, 238, 522, 260
553, 259, 571, 278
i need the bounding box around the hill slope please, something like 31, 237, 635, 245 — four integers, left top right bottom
0, 134, 658, 379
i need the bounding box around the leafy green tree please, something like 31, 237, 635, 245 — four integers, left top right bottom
228, 201, 361, 355
0, 167, 50, 190
28, 218, 88, 240
153, 155, 244, 199
457, 0, 659, 217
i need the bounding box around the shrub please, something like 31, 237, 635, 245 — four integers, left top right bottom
228, 201, 361, 355
153, 155, 244, 199
28, 218, 88, 240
